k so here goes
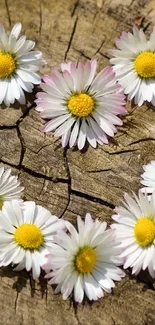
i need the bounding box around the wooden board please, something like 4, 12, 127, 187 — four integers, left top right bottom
0, 0, 155, 324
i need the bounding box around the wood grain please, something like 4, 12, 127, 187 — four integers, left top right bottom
0, 0, 155, 324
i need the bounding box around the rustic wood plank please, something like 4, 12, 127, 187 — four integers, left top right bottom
0, 0, 155, 324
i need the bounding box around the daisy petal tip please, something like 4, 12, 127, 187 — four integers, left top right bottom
124, 192, 129, 199
107, 49, 114, 55
78, 144, 85, 151
42, 59, 47, 66
40, 128, 45, 133
105, 65, 113, 72
90, 57, 97, 64
42, 263, 48, 271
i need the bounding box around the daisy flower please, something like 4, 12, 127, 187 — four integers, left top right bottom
141, 161, 155, 194
0, 167, 23, 208
0, 200, 64, 279
43, 213, 125, 303
109, 25, 155, 106
36, 59, 126, 150
111, 190, 155, 278
0, 22, 45, 106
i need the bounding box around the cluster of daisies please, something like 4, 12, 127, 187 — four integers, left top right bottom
0, 163, 155, 303
1, 22, 155, 303
1, 23, 155, 150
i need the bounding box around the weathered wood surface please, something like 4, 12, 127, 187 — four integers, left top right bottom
0, 0, 155, 324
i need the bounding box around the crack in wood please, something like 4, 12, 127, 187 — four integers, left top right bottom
86, 168, 112, 173
143, 22, 151, 33
71, 189, 115, 209
0, 124, 16, 130
72, 300, 81, 325
128, 138, 155, 146
0, 159, 17, 168
39, 0, 42, 34
28, 273, 36, 297
0, 0, 155, 323
64, 16, 78, 60
17, 125, 26, 168
99, 52, 111, 60
59, 148, 72, 218
0, 158, 69, 184
72, 47, 91, 60
21, 164, 69, 184
94, 39, 105, 55
16, 103, 36, 127
71, 0, 79, 17
0, 103, 35, 130
128, 0, 136, 8
101, 148, 138, 155
14, 291, 19, 313
5, 0, 11, 26
33, 143, 53, 154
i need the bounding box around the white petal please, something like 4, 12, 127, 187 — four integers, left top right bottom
42, 114, 70, 133
23, 201, 36, 224
0, 80, 8, 104
74, 275, 84, 303
69, 119, 80, 148
86, 124, 97, 148
54, 116, 75, 137
61, 128, 71, 147
32, 253, 41, 279
77, 119, 87, 150
11, 23, 22, 39
17, 69, 41, 84
25, 250, 32, 271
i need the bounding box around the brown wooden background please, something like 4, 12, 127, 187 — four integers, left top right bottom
0, 0, 155, 324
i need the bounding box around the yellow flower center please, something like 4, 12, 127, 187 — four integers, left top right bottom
14, 224, 44, 250
134, 218, 155, 247
0, 52, 16, 78
68, 93, 95, 117
75, 246, 96, 273
134, 52, 155, 78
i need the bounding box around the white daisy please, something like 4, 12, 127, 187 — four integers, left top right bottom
43, 213, 125, 303
0, 200, 64, 279
0, 22, 45, 106
140, 161, 155, 194
109, 25, 155, 106
36, 59, 126, 150
111, 190, 155, 278
0, 167, 23, 208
